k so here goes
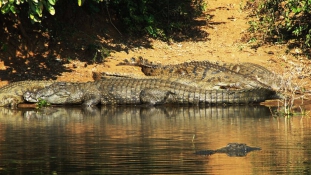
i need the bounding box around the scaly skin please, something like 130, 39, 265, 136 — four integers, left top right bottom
116, 57, 281, 90
195, 143, 261, 157
0, 81, 55, 107
24, 79, 275, 106
93, 70, 268, 91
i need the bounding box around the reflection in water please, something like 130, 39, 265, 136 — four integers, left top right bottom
0, 106, 310, 174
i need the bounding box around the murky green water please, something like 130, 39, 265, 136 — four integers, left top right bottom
0, 105, 310, 174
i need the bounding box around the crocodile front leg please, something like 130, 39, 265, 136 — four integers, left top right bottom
81, 92, 102, 106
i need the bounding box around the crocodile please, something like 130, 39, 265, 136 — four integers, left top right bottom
114, 57, 282, 90
195, 143, 261, 157
0, 81, 56, 107
93, 71, 261, 91
23, 78, 275, 106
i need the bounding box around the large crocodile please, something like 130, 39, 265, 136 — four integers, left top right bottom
0, 81, 55, 107
23, 78, 275, 106
195, 143, 261, 157
114, 57, 282, 90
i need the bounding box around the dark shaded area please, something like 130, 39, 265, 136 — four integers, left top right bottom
0, 0, 212, 81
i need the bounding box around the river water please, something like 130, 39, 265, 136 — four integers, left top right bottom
0, 105, 310, 174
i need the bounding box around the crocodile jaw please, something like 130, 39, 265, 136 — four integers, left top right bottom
24, 89, 72, 104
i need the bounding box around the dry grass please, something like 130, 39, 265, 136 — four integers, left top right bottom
269, 56, 311, 117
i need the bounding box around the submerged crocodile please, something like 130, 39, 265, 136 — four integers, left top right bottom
23, 78, 275, 106
0, 81, 55, 107
114, 57, 282, 90
195, 143, 261, 157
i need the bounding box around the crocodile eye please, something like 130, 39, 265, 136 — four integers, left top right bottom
58, 82, 66, 86
24, 92, 29, 96
23, 92, 30, 99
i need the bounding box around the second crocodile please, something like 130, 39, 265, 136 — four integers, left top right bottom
116, 57, 282, 90
195, 143, 261, 157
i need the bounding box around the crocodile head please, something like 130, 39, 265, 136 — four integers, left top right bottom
24, 82, 100, 106
24, 82, 75, 104
215, 143, 261, 157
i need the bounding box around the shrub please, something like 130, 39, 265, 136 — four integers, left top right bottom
248, 0, 311, 51
0, 0, 207, 40
0, 0, 56, 23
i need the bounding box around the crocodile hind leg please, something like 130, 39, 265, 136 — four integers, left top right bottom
1, 95, 23, 108
99, 88, 175, 105
81, 92, 102, 107
140, 89, 175, 105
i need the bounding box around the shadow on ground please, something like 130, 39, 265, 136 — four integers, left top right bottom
0, 3, 228, 81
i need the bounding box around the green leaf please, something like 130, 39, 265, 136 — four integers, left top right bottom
292, 7, 301, 13
30, 13, 41, 23
43, 1, 56, 15
48, 5, 55, 15
29, 2, 36, 13
36, 2, 43, 17
30, 13, 35, 20
78, 0, 85, 6
48, 0, 56, 5
9, 5, 16, 13
1, 4, 10, 14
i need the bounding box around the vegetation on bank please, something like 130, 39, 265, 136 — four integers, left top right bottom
247, 0, 311, 55
0, 0, 207, 40
2, 0, 311, 49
